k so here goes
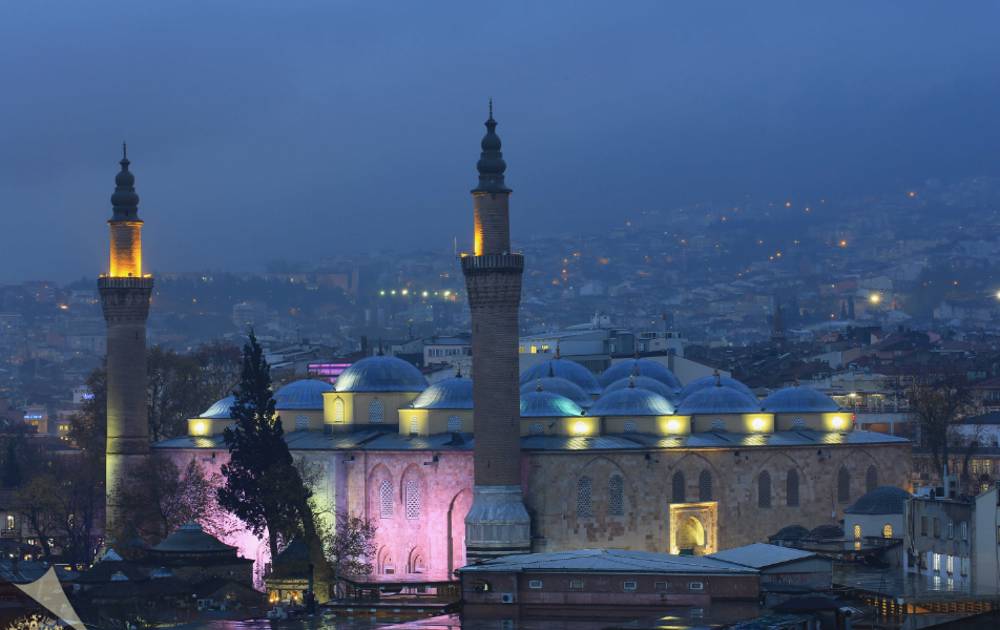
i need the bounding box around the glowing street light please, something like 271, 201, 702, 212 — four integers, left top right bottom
869, 293, 881, 305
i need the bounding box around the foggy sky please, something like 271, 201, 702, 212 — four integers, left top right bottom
2, 1, 999, 283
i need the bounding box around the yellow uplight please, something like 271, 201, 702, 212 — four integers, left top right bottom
830, 415, 846, 430
571, 420, 590, 436
192, 420, 208, 435
750, 417, 766, 432
666, 419, 681, 433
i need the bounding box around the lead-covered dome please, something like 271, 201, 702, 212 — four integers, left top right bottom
761, 386, 839, 413
677, 385, 759, 415
199, 395, 235, 420
590, 386, 675, 417
335, 356, 427, 393
412, 376, 474, 409
679, 375, 755, 401
520, 359, 601, 395
604, 376, 678, 402
845, 486, 910, 515
151, 522, 236, 554
519, 377, 591, 407
275, 379, 334, 410
599, 359, 682, 390
520, 391, 584, 418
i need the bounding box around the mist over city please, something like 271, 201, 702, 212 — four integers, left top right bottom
3, 2, 1000, 629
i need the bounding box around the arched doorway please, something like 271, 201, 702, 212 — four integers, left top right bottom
675, 516, 707, 555
447, 489, 472, 576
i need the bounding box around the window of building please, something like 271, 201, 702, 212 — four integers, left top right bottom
569, 579, 584, 590
295, 415, 309, 431
529, 423, 544, 435
577, 477, 593, 517
623, 420, 637, 433
699, 469, 712, 502
758, 471, 772, 508
853, 524, 862, 540
447, 416, 462, 432
711, 418, 726, 431
837, 467, 850, 504
5, 515, 13, 530
946, 555, 954, 575
933, 518, 940, 538
948, 521, 954, 540
528, 580, 543, 589
921, 516, 928, 536
623, 581, 638, 592
672, 471, 686, 503
405, 478, 420, 520
961, 521, 968, 541
961, 557, 969, 577
654, 581, 668, 592
792, 418, 806, 429
608, 474, 624, 516
368, 399, 385, 423
333, 398, 345, 423
933, 553, 941, 572
688, 581, 704, 591
866, 465, 878, 494
409, 417, 418, 435
786, 469, 799, 507
379, 480, 393, 519
883, 524, 893, 539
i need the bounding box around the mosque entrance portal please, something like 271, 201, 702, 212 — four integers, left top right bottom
669, 502, 717, 555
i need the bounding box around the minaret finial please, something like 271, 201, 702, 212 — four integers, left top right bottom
122, 142, 127, 161
473, 99, 509, 193
489, 98, 493, 120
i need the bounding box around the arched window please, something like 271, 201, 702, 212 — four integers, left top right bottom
333, 398, 345, 423
786, 469, 800, 507
672, 471, 686, 503
379, 480, 393, 519
608, 474, 624, 516
866, 465, 878, 493
577, 477, 593, 517
758, 471, 772, 508
837, 467, 851, 503
698, 470, 712, 502
368, 399, 385, 423
405, 478, 420, 520
853, 524, 862, 539
623, 420, 637, 433
408, 548, 426, 574
882, 524, 893, 539
447, 416, 462, 432
409, 417, 418, 435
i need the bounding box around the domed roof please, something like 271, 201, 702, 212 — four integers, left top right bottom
845, 486, 910, 515
275, 379, 333, 410
519, 377, 591, 407
678, 375, 755, 401
600, 359, 682, 390
590, 386, 675, 417
520, 359, 601, 395
809, 524, 844, 541
412, 376, 474, 409
761, 386, 839, 413
770, 524, 811, 542
199, 395, 235, 420
604, 376, 678, 401
676, 385, 760, 415
335, 355, 427, 393
151, 522, 236, 554
520, 391, 584, 418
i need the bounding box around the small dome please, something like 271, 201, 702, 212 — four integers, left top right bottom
275, 379, 333, 410
678, 375, 755, 401
770, 524, 811, 542
590, 387, 675, 417
600, 359, 682, 390
846, 486, 910, 515
677, 385, 759, 415
604, 376, 678, 401
809, 524, 844, 541
761, 386, 839, 413
520, 391, 584, 418
151, 522, 235, 554
520, 359, 601, 395
335, 356, 427, 393
199, 395, 235, 420
412, 377, 474, 409
519, 377, 591, 407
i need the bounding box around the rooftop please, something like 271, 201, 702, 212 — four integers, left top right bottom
457, 548, 757, 575
708, 543, 818, 569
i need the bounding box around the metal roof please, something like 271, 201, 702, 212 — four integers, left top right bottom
589, 387, 675, 416
677, 385, 760, 414
761, 386, 840, 413
600, 359, 682, 390
519, 377, 591, 407
679, 375, 755, 401
334, 355, 427, 393
603, 375, 678, 401
845, 486, 911, 515
520, 359, 601, 395
274, 379, 333, 410
520, 390, 584, 417
411, 376, 473, 409
457, 548, 757, 575
709, 543, 818, 569
198, 395, 235, 420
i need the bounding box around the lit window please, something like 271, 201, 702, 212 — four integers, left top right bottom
577, 477, 593, 517
608, 475, 624, 516
853, 524, 862, 540
688, 581, 704, 591
368, 399, 384, 423
623, 581, 637, 592
528, 579, 543, 589
946, 555, 954, 575
405, 479, 420, 520
883, 524, 893, 539
5, 515, 13, 530
379, 480, 393, 519
333, 398, 345, 423
409, 417, 418, 435
447, 416, 462, 432
933, 553, 941, 572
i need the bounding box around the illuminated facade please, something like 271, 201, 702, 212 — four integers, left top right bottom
99, 146, 154, 538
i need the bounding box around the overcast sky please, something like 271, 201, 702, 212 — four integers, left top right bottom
2, 1, 999, 282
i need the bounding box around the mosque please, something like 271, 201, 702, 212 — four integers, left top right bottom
104, 109, 910, 586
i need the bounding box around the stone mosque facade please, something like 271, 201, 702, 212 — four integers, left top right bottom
150, 112, 911, 583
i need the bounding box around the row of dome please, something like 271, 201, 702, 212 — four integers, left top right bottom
199, 355, 841, 420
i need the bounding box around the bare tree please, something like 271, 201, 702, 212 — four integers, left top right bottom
908, 373, 973, 475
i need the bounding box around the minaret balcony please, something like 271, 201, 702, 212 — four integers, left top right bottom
461, 253, 524, 275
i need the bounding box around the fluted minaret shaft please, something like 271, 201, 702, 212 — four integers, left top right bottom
463, 106, 531, 561
99, 146, 153, 539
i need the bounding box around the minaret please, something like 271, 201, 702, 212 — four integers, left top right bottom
463, 103, 531, 561
99, 145, 153, 539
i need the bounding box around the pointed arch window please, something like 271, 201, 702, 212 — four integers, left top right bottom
866, 465, 878, 493
608, 474, 624, 516
672, 471, 686, 503
333, 398, 345, 423
405, 478, 420, 520
368, 398, 385, 423
577, 477, 593, 517
838, 466, 851, 503
698, 469, 712, 502
379, 480, 393, 519
786, 469, 800, 507
758, 471, 772, 508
